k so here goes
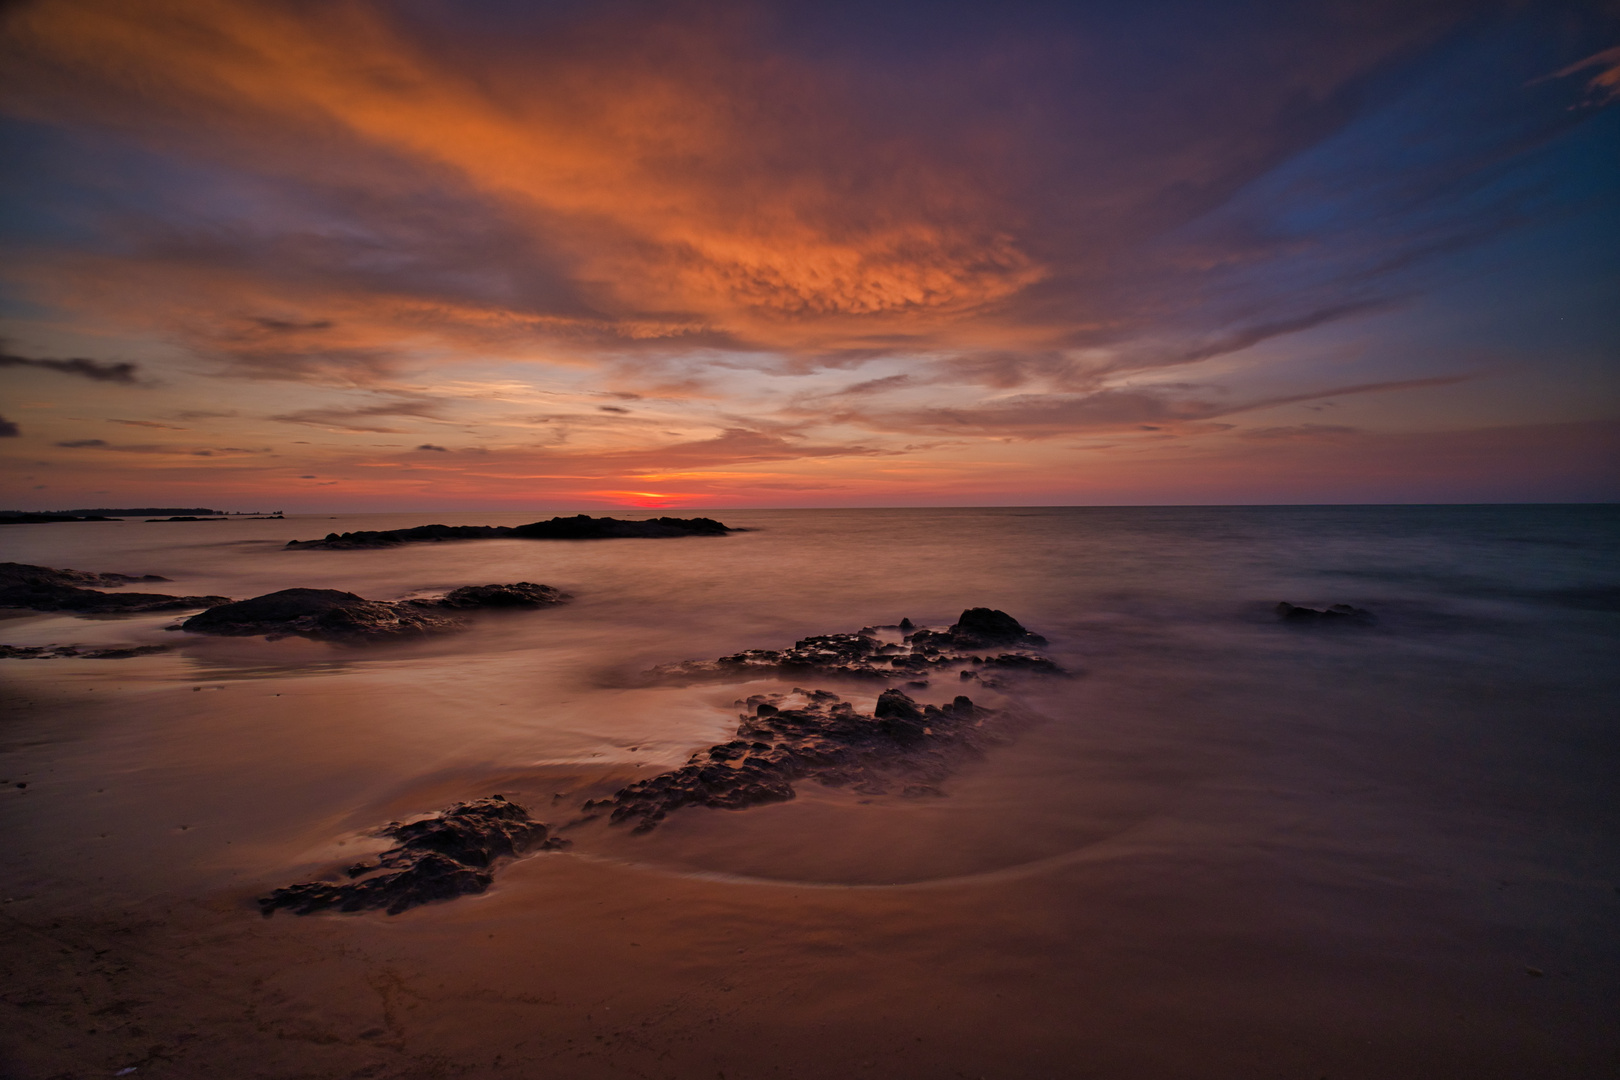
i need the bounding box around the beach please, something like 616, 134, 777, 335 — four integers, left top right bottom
2, 505, 1617, 1078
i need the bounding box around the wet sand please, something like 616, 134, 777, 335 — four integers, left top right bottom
5, 659, 1617, 1078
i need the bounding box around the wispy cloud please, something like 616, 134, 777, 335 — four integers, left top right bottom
1, 346, 140, 384
855, 375, 1473, 439
269, 397, 447, 432
1546, 45, 1620, 106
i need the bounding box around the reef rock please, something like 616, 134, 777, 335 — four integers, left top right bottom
180, 588, 456, 639
0, 562, 170, 589
649, 608, 1063, 685
260, 796, 565, 916
285, 514, 734, 549
1275, 601, 1375, 625
434, 582, 567, 608
0, 643, 172, 660
0, 562, 227, 613
0, 513, 121, 524
584, 688, 1003, 832
181, 582, 567, 642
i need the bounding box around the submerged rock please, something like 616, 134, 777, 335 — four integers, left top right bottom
285, 514, 735, 549
0, 562, 227, 613
0, 643, 173, 660
649, 607, 1063, 684
0, 562, 171, 589
180, 588, 452, 639
435, 582, 567, 608
1275, 601, 1375, 625
181, 582, 568, 641
584, 688, 1004, 832
260, 796, 565, 916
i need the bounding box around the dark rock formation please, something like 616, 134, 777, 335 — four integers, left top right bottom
67, 507, 220, 516
509, 515, 732, 540
0, 513, 121, 524
0, 562, 227, 613
649, 608, 1063, 685
180, 588, 455, 639
285, 514, 735, 549
435, 582, 566, 608
906, 607, 1048, 650
260, 796, 565, 916
1, 562, 170, 589
0, 643, 172, 660
147, 516, 227, 522
1276, 601, 1375, 625
180, 582, 568, 641
584, 688, 1003, 832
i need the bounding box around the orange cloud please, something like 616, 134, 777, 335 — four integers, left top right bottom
1, 0, 1042, 351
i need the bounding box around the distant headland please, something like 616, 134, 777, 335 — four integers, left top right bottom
0, 507, 284, 523
286, 514, 735, 549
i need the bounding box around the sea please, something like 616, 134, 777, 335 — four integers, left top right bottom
2, 504, 1617, 1078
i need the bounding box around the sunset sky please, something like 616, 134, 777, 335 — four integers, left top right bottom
1, 0, 1616, 511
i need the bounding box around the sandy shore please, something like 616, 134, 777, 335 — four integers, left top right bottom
4, 672, 1617, 1079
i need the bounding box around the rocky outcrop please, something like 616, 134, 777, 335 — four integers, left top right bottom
260, 796, 566, 916
0, 643, 172, 659
906, 606, 1048, 650
180, 588, 456, 639
584, 688, 1004, 832
0, 562, 228, 613
180, 582, 567, 641
649, 608, 1063, 685
1, 562, 171, 589
0, 513, 121, 524
435, 582, 568, 608
1275, 601, 1375, 625
285, 514, 735, 549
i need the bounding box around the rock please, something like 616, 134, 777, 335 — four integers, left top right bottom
1275, 601, 1374, 625
0, 513, 121, 524
980, 653, 1064, 673
181, 582, 569, 641
181, 588, 451, 640
509, 515, 733, 540
0, 643, 172, 660
0, 563, 226, 614
285, 514, 736, 549
0, 562, 170, 588
594, 689, 999, 832
431, 582, 567, 609
908, 607, 1048, 650
260, 796, 564, 916
648, 610, 1063, 684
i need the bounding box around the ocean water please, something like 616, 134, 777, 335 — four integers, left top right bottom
2, 505, 1618, 1078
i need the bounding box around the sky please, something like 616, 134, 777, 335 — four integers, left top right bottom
0, 0, 1616, 512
